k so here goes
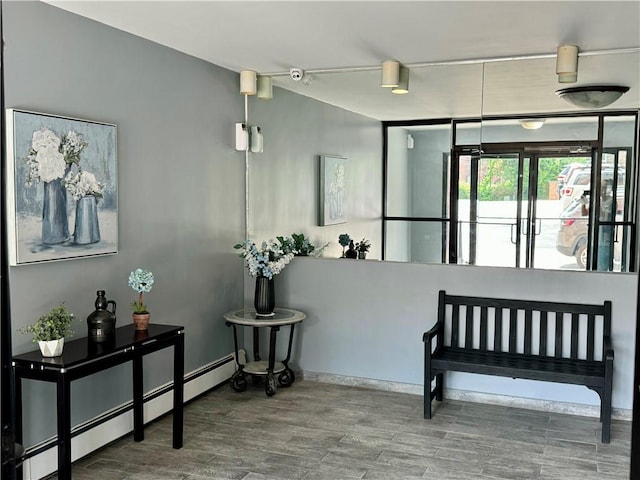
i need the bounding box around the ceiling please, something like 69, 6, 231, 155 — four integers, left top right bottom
44, 1, 640, 121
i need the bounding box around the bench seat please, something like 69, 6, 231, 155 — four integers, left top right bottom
433, 348, 606, 386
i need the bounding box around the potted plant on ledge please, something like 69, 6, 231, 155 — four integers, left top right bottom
20, 303, 76, 357
356, 238, 371, 259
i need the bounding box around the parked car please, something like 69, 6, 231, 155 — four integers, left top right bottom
556, 196, 589, 268
556, 189, 624, 269
558, 168, 625, 212
556, 162, 588, 197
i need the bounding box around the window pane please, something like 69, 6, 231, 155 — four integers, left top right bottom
386, 125, 450, 217
480, 117, 599, 143
385, 220, 446, 263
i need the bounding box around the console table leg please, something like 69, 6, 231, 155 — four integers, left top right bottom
172, 333, 184, 449
132, 355, 144, 442
14, 375, 23, 480
56, 376, 71, 480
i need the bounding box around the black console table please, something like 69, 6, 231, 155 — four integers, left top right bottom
12, 324, 184, 480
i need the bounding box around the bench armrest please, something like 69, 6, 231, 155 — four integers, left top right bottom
603, 336, 614, 361
423, 321, 443, 343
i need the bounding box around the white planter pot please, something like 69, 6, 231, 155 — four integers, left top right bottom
38, 338, 65, 357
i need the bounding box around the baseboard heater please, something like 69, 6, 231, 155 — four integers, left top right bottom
20, 352, 238, 480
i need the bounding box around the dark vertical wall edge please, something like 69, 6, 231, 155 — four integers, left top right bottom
0, 0, 17, 478
631, 275, 639, 478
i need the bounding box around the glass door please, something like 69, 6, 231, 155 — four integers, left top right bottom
531, 154, 591, 269
456, 148, 594, 269
456, 151, 525, 267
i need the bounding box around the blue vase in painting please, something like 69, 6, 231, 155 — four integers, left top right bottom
73, 195, 101, 245
42, 178, 69, 244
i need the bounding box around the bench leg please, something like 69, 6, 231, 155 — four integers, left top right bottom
435, 373, 444, 402
601, 363, 613, 444
423, 369, 432, 419
424, 344, 432, 419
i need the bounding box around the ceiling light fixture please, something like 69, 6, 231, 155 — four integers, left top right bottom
381, 60, 400, 88
392, 66, 410, 94
519, 119, 546, 130
556, 45, 578, 84
256, 75, 273, 99
240, 70, 257, 95
555, 85, 630, 108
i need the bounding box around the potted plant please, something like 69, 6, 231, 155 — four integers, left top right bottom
128, 268, 154, 330
20, 303, 75, 357
356, 238, 371, 259
234, 238, 295, 315
338, 233, 351, 258
290, 232, 315, 256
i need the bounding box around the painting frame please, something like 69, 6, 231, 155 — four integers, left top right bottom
6, 109, 118, 265
319, 154, 347, 226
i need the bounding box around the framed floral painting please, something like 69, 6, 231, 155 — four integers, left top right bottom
319, 154, 347, 226
6, 109, 118, 265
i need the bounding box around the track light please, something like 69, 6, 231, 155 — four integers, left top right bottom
256, 75, 273, 99
381, 60, 400, 87
392, 66, 410, 94
240, 70, 257, 95
556, 45, 578, 84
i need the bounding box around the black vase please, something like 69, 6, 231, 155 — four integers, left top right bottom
254, 276, 275, 316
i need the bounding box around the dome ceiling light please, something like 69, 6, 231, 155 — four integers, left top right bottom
519, 119, 546, 130
555, 85, 630, 109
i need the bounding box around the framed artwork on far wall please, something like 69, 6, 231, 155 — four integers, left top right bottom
6, 109, 118, 265
319, 154, 347, 226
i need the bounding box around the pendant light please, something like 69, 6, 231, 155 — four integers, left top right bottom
381, 60, 400, 88
392, 66, 410, 94
556, 45, 579, 84
240, 70, 257, 95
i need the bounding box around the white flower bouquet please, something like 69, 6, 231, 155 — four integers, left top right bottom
64, 170, 105, 200
234, 239, 294, 279
25, 128, 87, 185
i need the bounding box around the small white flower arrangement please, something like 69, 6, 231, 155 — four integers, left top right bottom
128, 268, 155, 313
234, 239, 294, 279
25, 128, 87, 185
64, 170, 105, 200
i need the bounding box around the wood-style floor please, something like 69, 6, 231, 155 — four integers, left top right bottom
48, 380, 630, 479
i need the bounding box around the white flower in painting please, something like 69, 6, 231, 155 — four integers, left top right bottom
31, 128, 61, 151
64, 170, 104, 200
25, 127, 88, 185
35, 146, 66, 182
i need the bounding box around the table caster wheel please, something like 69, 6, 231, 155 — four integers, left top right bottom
278, 368, 295, 387
230, 373, 247, 392
265, 375, 276, 397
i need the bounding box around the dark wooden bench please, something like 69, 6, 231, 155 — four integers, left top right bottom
423, 290, 614, 443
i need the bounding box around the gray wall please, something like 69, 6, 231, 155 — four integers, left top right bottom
277, 258, 637, 410
247, 89, 382, 260
5, 2, 245, 444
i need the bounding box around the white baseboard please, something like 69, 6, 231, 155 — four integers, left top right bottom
301, 371, 632, 422
22, 351, 239, 480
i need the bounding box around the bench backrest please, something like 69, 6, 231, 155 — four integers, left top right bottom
438, 290, 611, 361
